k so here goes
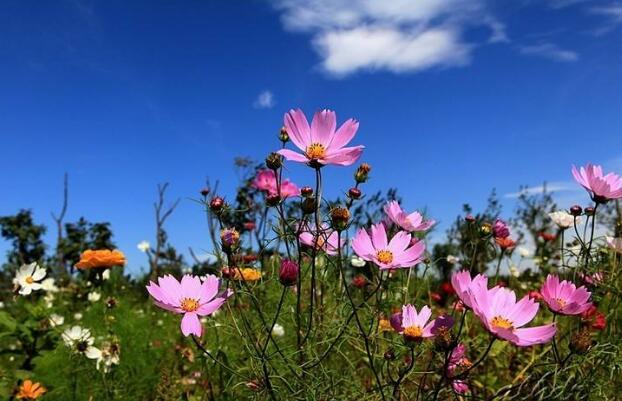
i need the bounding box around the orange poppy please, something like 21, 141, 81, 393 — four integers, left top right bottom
17, 380, 47, 399
75, 250, 126, 270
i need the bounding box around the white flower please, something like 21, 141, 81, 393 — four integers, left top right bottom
62, 326, 101, 359
518, 247, 531, 258
549, 211, 579, 229
49, 313, 64, 327
509, 265, 520, 278
44, 292, 55, 308
606, 236, 622, 254
90, 341, 120, 373
74, 312, 83, 321
102, 269, 111, 280
0, 302, 4, 309
88, 291, 101, 303
272, 323, 285, 337
41, 278, 59, 293
13, 263, 46, 295
446, 255, 460, 265
350, 255, 366, 267
137, 241, 151, 253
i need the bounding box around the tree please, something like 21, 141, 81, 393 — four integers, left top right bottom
0, 210, 47, 271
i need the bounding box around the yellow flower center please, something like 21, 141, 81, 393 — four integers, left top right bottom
376, 250, 393, 264
25, 276, 34, 284
556, 298, 566, 308
491, 316, 513, 330
305, 143, 326, 160
403, 325, 423, 338
180, 298, 200, 312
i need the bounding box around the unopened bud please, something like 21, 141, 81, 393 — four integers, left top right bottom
584, 206, 595, 216
266, 194, 281, 207
569, 328, 593, 354
209, 197, 225, 213
279, 259, 299, 286
301, 186, 313, 197
479, 223, 492, 237
220, 228, 240, 250
279, 127, 289, 143
330, 207, 350, 231
301, 197, 316, 215
265, 152, 283, 170
348, 187, 362, 200
569, 205, 582, 217
200, 188, 210, 197
354, 163, 371, 183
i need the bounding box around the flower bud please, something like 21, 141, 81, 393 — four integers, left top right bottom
301, 197, 316, 215
584, 206, 595, 216
384, 349, 396, 361
465, 214, 475, 223
279, 127, 289, 143
352, 275, 367, 288
569, 205, 582, 217
348, 187, 362, 200
300, 186, 313, 197
200, 188, 210, 197
243, 221, 256, 231
330, 206, 350, 231
479, 223, 492, 237
266, 194, 281, 207
354, 163, 371, 183
209, 196, 225, 213
279, 259, 299, 286
220, 228, 240, 250
265, 152, 283, 170
433, 326, 454, 351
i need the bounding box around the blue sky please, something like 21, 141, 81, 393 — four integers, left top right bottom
1, 0, 621, 273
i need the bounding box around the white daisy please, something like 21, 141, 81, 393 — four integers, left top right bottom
14, 263, 46, 295
272, 323, 285, 337
350, 255, 366, 267
41, 277, 59, 293
62, 326, 101, 359
89, 341, 121, 373
137, 241, 151, 253
49, 313, 64, 327
88, 291, 101, 303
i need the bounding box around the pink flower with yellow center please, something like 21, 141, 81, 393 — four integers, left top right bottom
251, 169, 300, 198
299, 225, 344, 256
393, 305, 437, 342
470, 282, 556, 346
572, 163, 622, 202
352, 223, 425, 270
276, 109, 364, 167
146, 274, 232, 337
383, 201, 435, 232
450, 270, 489, 309
540, 274, 592, 315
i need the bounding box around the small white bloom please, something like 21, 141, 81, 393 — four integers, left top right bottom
62, 325, 100, 358
549, 211, 578, 229
41, 277, 59, 293
272, 323, 285, 337
88, 291, 101, 303
156, 320, 163, 326
606, 236, 622, 254
509, 265, 520, 278
44, 292, 55, 308
91, 341, 120, 373
446, 255, 460, 265
14, 263, 47, 295
518, 247, 531, 258
74, 312, 83, 321
49, 313, 64, 327
0, 301, 4, 309
350, 255, 366, 267
182, 267, 193, 274
137, 240, 151, 252
102, 269, 111, 280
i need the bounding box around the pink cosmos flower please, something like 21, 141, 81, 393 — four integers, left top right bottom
572, 163, 622, 202
447, 344, 471, 394
492, 219, 510, 239
450, 270, 489, 309
470, 283, 556, 346
393, 305, 437, 341
146, 274, 232, 337
299, 225, 343, 256
251, 169, 300, 198
352, 223, 425, 270
540, 274, 592, 315
277, 109, 364, 167
383, 201, 435, 232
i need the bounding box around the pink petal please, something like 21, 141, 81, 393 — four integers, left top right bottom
370, 223, 388, 250
512, 324, 557, 346
321, 146, 364, 166
181, 312, 202, 337
352, 228, 375, 260
277, 148, 309, 163
328, 118, 359, 150
284, 109, 311, 150
310, 109, 336, 145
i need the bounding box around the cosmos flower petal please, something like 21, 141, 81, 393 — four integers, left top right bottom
181, 312, 202, 337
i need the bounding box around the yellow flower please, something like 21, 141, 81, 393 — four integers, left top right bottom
76, 250, 126, 270
17, 380, 47, 400
378, 318, 392, 332
232, 268, 262, 282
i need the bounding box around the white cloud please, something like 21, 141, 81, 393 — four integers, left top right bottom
590, 3, 622, 22
272, 0, 503, 76
504, 182, 578, 199
314, 27, 470, 76
518, 43, 579, 62
253, 90, 275, 109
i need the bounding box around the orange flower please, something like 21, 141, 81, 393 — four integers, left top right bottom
231, 268, 262, 282
75, 250, 126, 270
495, 237, 516, 250
378, 318, 392, 332
17, 380, 47, 400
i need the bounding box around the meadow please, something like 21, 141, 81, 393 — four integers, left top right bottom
1, 108, 622, 400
